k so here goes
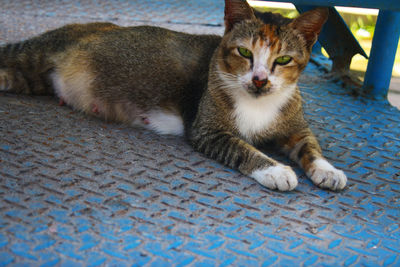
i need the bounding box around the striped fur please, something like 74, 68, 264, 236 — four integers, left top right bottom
0, 0, 347, 191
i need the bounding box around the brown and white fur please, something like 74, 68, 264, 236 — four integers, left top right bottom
0, 0, 347, 191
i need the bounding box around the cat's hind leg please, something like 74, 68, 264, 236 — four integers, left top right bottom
131, 109, 184, 136
49, 50, 98, 115
50, 70, 93, 113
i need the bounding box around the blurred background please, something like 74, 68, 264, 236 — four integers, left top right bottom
249, 1, 400, 109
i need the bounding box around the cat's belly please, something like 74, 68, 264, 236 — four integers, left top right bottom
51, 71, 184, 135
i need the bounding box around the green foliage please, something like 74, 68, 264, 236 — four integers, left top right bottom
253, 7, 299, 19
347, 14, 376, 40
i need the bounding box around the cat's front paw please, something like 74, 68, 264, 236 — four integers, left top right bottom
308, 159, 347, 191
251, 164, 298, 191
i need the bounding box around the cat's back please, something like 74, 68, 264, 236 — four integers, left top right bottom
81, 25, 221, 73
73, 25, 221, 100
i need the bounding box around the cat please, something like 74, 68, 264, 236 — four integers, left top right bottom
0, 0, 347, 191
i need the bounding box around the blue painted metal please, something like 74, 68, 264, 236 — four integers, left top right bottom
266, 0, 400, 11
363, 10, 400, 99
1, 0, 400, 266
296, 5, 367, 72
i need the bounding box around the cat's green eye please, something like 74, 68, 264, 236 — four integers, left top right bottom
275, 55, 292, 65
238, 47, 253, 59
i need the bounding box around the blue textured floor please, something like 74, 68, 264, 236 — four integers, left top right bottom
1, 1, 399, 266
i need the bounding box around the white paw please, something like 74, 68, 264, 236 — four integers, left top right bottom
251, 164, 298, 191
308, 159, 347, 190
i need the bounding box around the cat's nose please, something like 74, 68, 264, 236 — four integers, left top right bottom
252, 76, 268, 89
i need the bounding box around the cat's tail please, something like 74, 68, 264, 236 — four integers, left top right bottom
0, 36, 58, 95
0, 22, 118, 95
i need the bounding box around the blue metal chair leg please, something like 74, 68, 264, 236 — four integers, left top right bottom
363, 10, 400, 100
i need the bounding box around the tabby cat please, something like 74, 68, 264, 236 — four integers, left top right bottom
0, 0, 347, 191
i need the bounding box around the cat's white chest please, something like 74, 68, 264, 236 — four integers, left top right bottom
232, 88, 294, 141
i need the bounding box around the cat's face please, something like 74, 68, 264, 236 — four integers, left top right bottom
217, 0, 328, 98
217, 21, 310, 98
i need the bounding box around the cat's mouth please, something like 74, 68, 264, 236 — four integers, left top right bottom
246, 84, 274, 98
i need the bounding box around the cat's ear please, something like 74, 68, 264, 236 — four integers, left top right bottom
224, 0, 256, 33
289, 8, 328, 48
